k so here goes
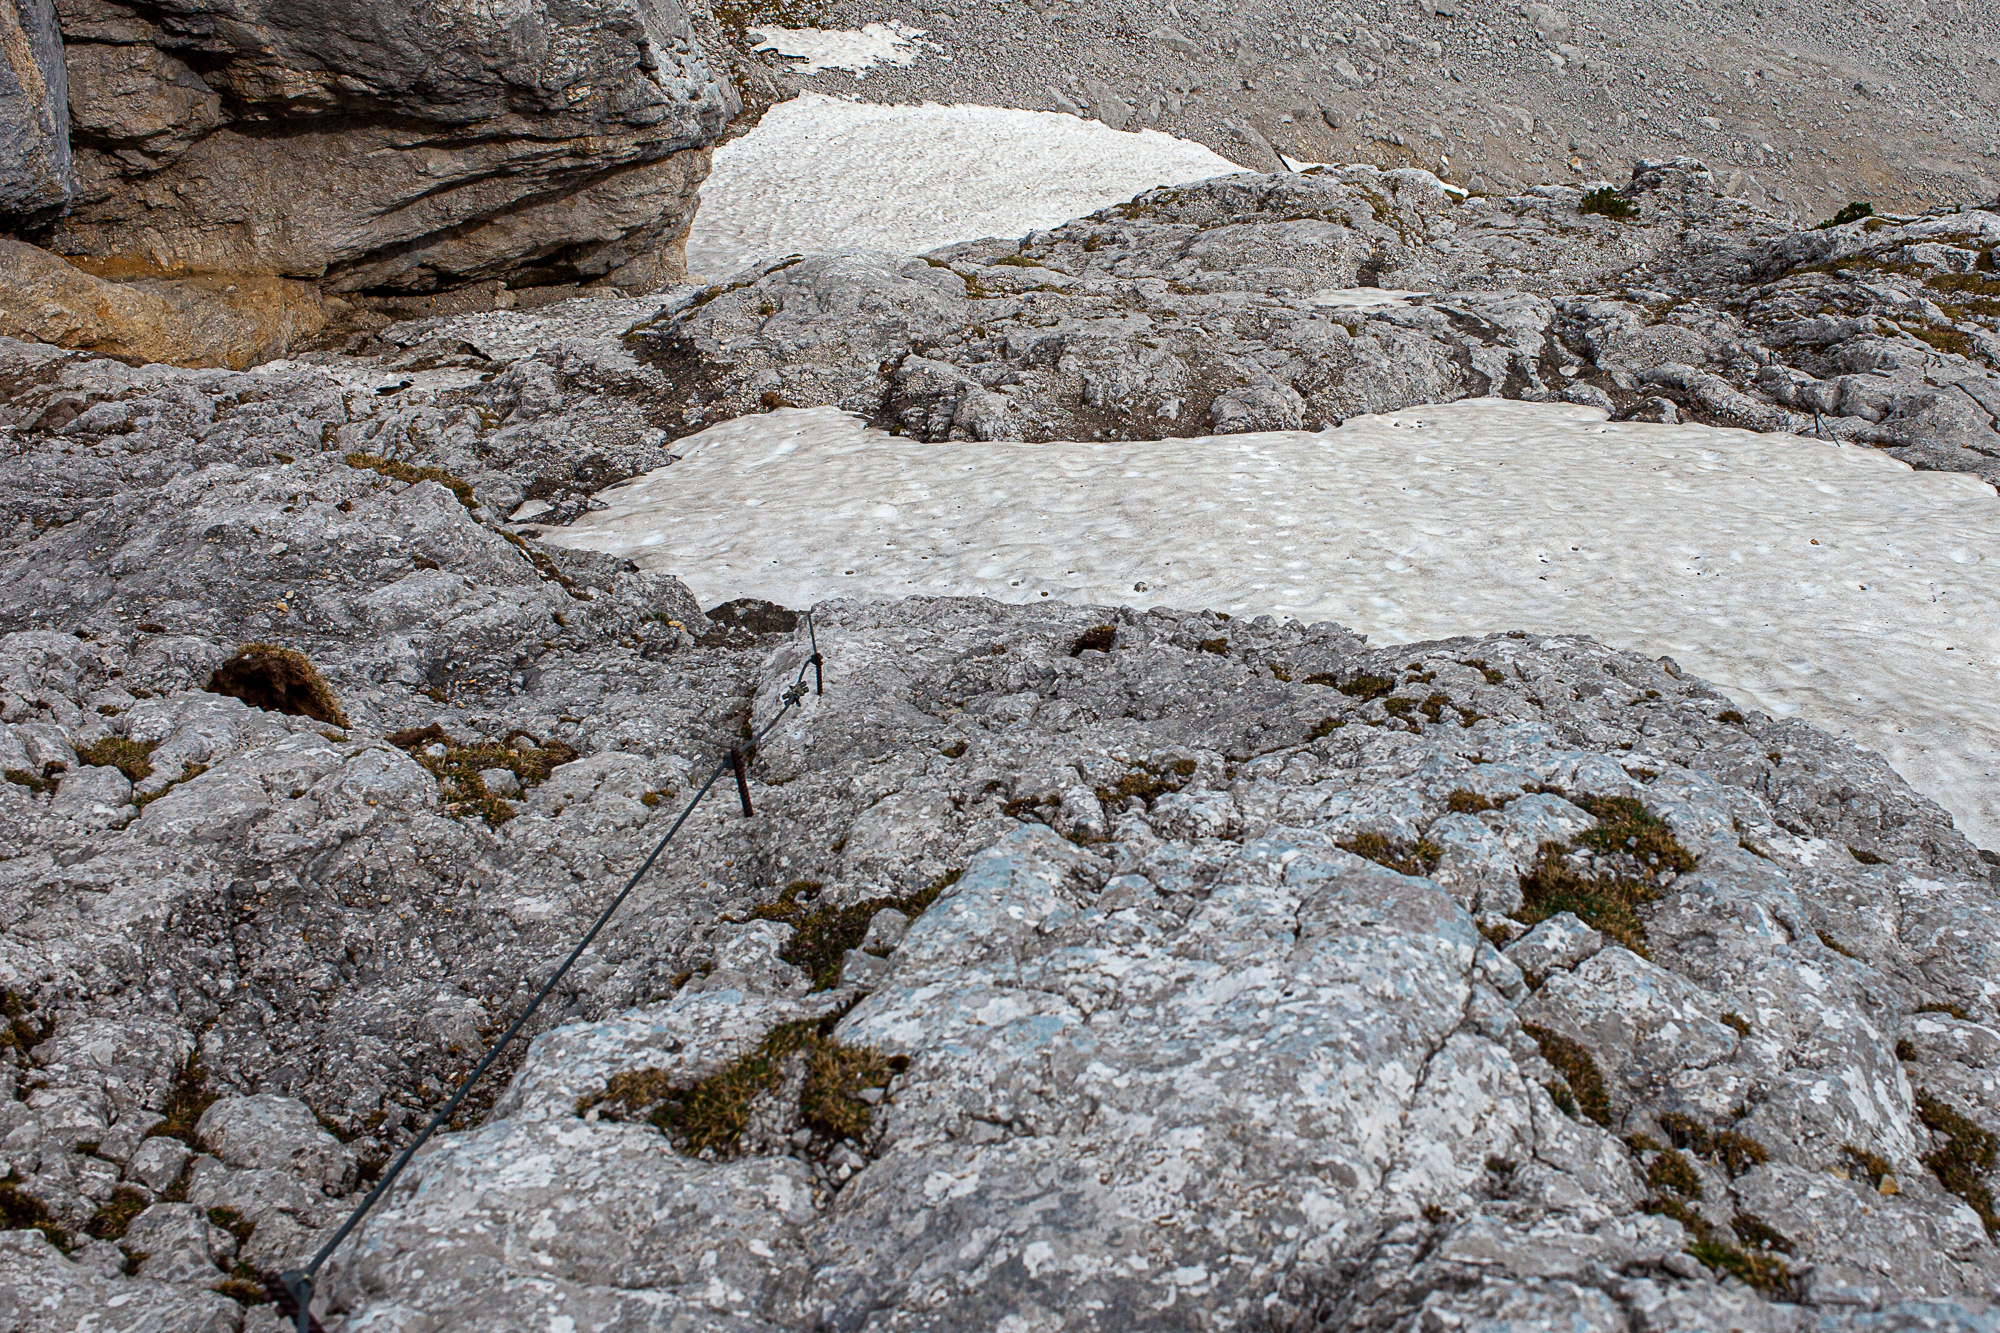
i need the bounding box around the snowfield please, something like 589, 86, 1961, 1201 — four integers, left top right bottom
682, 94, 1247, 279
545, 400, 2000, 843
747, 23, 926, 75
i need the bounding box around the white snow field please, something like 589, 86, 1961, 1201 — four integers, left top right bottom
747, 24, 925, 75
545, 400, 2000, 843
682, 94, 1247, 280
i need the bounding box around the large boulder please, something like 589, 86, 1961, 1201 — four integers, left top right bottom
0, 0, 70, 222
44, 0, 732, 296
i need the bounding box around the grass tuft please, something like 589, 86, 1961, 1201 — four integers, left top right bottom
75, 737, 159, 782
741, 870, 962, 991
1915, 1090, 1999, 1237
1522, 1023, 1612, 1127
1580, 186, 1638, 220
1815, 201, 1874, 229
1515, 841, 1661, 955
580, 1013, 903, 1157
208, 644, 349, 727
1337, 831, 1442, 878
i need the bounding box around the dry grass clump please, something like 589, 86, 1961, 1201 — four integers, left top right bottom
742, 869, 963, 991
386, 724, 578, 826
208, 644, 350, 727
580, 1016, 902, 1157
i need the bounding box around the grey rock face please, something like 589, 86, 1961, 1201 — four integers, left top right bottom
632, 160, 1998, 487
196, 1094, 356, 1195
0, 0, 69, 222
299, 595, 2000, 1330
0, 203, 1996, 1322
42, 0, 731, 296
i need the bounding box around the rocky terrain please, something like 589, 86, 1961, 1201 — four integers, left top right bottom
593, 158, 2000, 486
2, 0, 2000, 1322
0, 154, 1996, 1323
752, 0, 2000, 223
0, 0, 743, 369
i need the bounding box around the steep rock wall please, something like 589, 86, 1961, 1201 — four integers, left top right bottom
44, 0, 734, 293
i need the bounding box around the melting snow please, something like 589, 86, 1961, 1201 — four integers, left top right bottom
1307, 288, 1428, 308
748, 24, 926, 74
543, 400, 2000, 843
682, 94, 1247, 280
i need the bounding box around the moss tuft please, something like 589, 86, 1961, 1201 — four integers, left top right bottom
1848, 845, 1885, 865
741, 869, 962, 991
387, 724, 577, 826
75, 737, 159, 783
1337, 831, 1442, 878
581, 1013, 903, 1157
213, 1268, 271, 1306
0, 1172, 68, 1251
1522, 1023, 1612, 1127
1579, 187, 1638, 220
1915, 1090, 1998, 1237
0, 990, 52, 1054
134, 761, 210, 809
3, 767, 57, 794
208, 644, 350, 727
1095, 758, 1197, 809
148, 1053, 218, 1148
1687, 1237, 1793, 1295
1730, 1212, 1794, 1254
1721, 1011, 1751, 1037
344, 452, 476, 509
1336, 674, 1395, 701
1916, 1001, 1971, 1020
84, 1187, 150, 1241
1069, 625, 1117, 656
1842, 1144, 1894, 1189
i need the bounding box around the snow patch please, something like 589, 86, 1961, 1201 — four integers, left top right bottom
541, 400, 2000, 843
1307, 288, 1428, 308
748, 23, 925, 74
683, 94, 1247, 280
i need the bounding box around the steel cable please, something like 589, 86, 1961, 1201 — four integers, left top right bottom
278, 613, 824, 1330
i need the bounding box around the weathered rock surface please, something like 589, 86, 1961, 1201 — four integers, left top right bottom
632, 158, 2000, 486
0, 172, 1996, 1326
43, 0, 733, 296
302, 597, 2000, 1329
0, 238, 324, 368
0, 0, 69, 223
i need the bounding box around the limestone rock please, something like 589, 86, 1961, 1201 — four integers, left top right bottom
196, 1093, 357, 1195
46, 0, 733, 299
0, 239, 326, 368
0, 0, 69, 222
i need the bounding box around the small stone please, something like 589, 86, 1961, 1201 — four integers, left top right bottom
481, 766, 521, 796
125, 1135, 192, 1194
1627, 396, 1681, 424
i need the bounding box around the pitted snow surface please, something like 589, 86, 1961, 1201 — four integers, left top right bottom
545, 400, 2000, 842
748, 23, 926, 74
682, 94, 1247, 280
